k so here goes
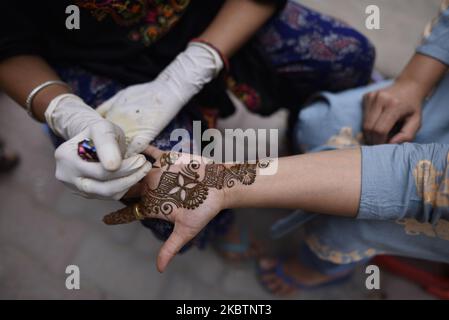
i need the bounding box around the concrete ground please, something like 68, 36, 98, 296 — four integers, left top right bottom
0, 0, 443, 299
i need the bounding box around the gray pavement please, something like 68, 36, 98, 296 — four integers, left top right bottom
0, 0, 442, 299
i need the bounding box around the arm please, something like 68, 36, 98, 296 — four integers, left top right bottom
224, 150, 361, 217
104, 142, 449, 271
104, 146, 361, 271
395, 53, 447, 99
0, 55, 151, 199
199, 0, 278, 57
0, 55, 69, 122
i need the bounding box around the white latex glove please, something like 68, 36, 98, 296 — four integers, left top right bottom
97, 42, 224, 157
46, 94, 152, 200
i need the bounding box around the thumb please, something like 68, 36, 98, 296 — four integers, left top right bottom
91, 121, 124, 171
143, 145, 164, 160
96, 94, 117, 117
126, 134, 152, 158
389, 114, 421, 144
157, 225, 193, 273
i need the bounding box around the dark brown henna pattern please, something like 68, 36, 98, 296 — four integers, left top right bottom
103, 154, 271, 225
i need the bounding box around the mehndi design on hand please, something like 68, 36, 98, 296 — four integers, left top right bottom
103, 152, 271, 225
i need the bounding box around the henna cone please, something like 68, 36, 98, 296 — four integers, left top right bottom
103, 205, 138, 225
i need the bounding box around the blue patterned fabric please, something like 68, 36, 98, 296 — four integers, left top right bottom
258, 1, 375, 92
220, 1, 375, 117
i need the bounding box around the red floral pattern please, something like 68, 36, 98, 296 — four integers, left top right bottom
76, 0, 190, 46
226, 77, 261, 112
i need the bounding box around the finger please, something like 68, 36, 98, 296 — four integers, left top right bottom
75, 162, 152, 199
362, 92, 382, 128
157, 225, 193, 273
277, 285, 297, 297
91, 121, 124, 171
126, 135, 152, 158
143, 145, 164, 160
389, 114, 421, 144
76, 154, 148, 181
363, 92, 383, 144
362, 91, 374, 111
95, 94, 118, 117
102, 162, 152, 200
370, 107, 402, 145
103, 205, 137, 225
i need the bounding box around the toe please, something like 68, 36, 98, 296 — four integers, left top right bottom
276, 284, 297, 297
258, 258, 277, 270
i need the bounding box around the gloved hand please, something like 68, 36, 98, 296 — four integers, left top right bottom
97, 41, 224, 157
46, 93, 152, 200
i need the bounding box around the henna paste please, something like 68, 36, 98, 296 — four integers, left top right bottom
103, 154, 271, 225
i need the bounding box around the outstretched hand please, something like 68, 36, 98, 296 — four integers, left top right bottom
103, 146, 262, 272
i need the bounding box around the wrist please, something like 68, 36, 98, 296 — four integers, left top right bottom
31, 84, 71, 122
157, 43, 224, 104
189, 39, 228, 72
394, 77, 428, 102
221, 159, 275, 209
222, 179, 242, 209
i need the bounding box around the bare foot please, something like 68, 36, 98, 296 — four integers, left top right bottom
258, 257, 351, 296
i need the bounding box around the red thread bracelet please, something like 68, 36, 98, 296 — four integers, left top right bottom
190, 38, 230, 72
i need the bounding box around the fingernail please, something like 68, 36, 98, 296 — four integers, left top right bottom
105, 160, 121, 171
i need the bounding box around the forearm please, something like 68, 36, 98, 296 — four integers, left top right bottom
225, 148, 362, 217
396, 53, 447, 100
0, 55, 70, 122
199, 0, 277, 57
